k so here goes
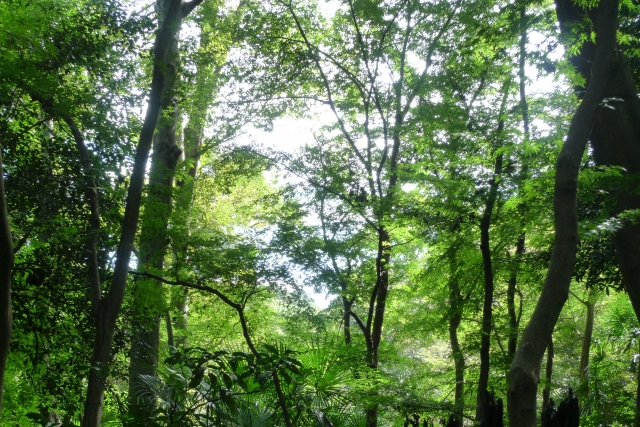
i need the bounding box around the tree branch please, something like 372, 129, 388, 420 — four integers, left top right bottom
128, 271, 259, 357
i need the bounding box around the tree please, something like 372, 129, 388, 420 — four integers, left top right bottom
0, 129, 14, 415
82, 1, 205, 425
508, 0, 621, 424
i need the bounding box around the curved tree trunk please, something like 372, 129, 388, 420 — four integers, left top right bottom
507, 1, 619, 424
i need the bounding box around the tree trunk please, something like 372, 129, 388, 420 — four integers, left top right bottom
555, 0, 640, 346
128, 0, 182, 417
448, 250, 465, 427
63, 117, 102, 314
476, 80, 509, 422
542, 337, 554, 411
507, 4, 530, 363
507, 237, 524, 359
507, 1, 619, 424
169, 14, 220, 346
342, 294, 352, 345
0, 146, 14, 415
81, 1, 203, 425
579, 289, 596, 385
365, 227, 391, 427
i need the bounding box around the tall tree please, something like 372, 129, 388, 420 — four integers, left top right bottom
82, 1, 204, 425
128, 0, 184, 416
508, 0, 620, 424
268, 0, 466, 423
476, 78, 510, 422
0, 136, 14, 415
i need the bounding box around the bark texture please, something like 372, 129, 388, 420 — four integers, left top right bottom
0, 147, 14, 415
81, 2, 203, 425
128, 0, 182, 417
507, 0, 619, 424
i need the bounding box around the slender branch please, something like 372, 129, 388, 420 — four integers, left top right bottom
569, 290, 588, 305
12, 222, 35, 254
349, 311, 373, 349
128, 271, 259, 356
245, 148, 380, 231
280, 0, 372, 177
62, 115, 103, 312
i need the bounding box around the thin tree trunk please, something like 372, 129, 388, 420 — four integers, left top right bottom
29, 99, 103, 313
507, 238, 524, 359
476, 80, 509, 422
0, 146, 14, 415
448, 251, 465, 427
170, 16, 219, 346
507, 1, 619, 424
63, 117, 102, 313
81, 2, 203, 426
165, 311, 174, 348
342, 294, 352, 345
578, 289, 596, 384
365, 227, 391, 427
542, 338, 554, 410
507, 4, 530, 362
636, 354, 640, 427
319, 193, 354, 346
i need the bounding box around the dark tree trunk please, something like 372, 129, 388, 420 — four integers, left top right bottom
63, 117, 103, 314
554, 0, 640, 421
448, 251, 465, 427
507, 1, 619, 424
555, 0, 640, 343
365, 227, 391, 427
507, 236, 524, 359
476, 80, 509, 422
478, 391, 504, 427
81, 1, 204, 426
0, 147, 14, 415
342, 294, 352, 345
541, 389, 579, 427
